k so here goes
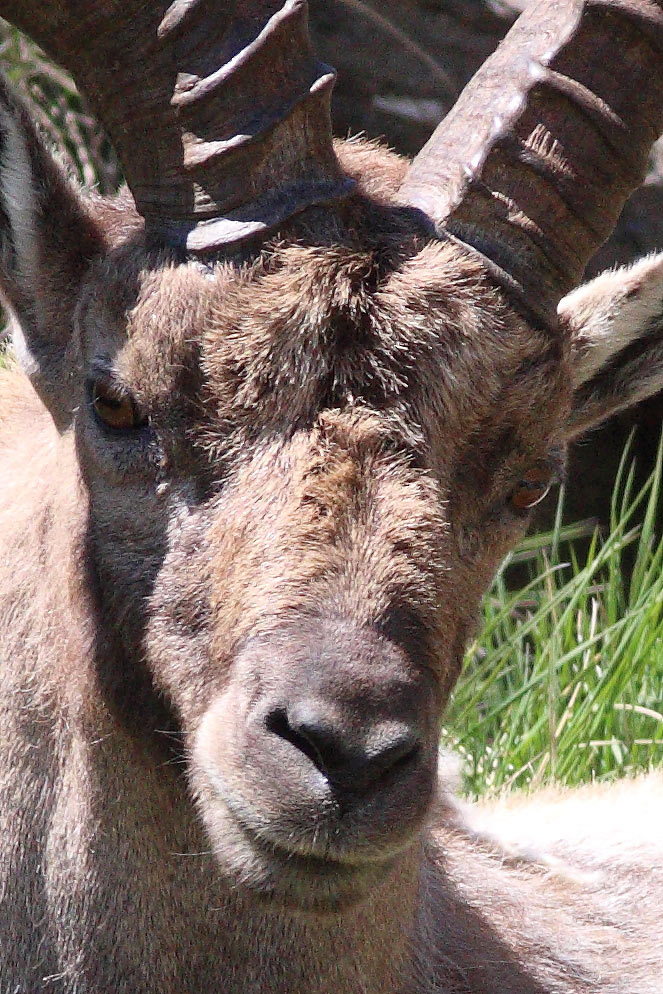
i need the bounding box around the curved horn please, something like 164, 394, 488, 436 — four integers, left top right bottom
398, 0, 663, 326
0, 0, 354, 252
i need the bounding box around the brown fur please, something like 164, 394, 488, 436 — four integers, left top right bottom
1, 77, 663, 994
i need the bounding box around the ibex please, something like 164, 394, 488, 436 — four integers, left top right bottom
2, 1, 663, 991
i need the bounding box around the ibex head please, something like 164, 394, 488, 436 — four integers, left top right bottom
2, 0, 663, 911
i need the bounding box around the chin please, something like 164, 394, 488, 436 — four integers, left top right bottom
197, 797, 399, 914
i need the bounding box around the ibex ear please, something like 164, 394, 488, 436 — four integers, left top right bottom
560, 255, 663, 441
0, 78, 103, 429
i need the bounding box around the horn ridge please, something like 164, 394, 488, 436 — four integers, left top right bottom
170, 0, 317, 109
158, 0, 211, 41
465, 178, 579, 280
496, 134, 607, 242
180, 73, 337, 170
537, 69, 630, 164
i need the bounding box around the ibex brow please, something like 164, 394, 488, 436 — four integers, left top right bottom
2, 1, 663, 992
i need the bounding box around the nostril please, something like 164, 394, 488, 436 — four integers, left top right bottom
372, 737, 421, 785
264, 707, 335, 776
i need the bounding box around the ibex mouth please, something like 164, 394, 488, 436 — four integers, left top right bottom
194, 744, 425, 909
230, 816, 401, 912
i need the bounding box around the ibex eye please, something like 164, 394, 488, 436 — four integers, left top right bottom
89, 380, 146, 432
509, 465, 554, 513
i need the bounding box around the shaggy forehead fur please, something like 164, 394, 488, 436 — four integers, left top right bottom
79, 142, 567, 459
82, 216, 568, 479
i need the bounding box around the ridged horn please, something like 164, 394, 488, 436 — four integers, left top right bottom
398, 0, 663, 327
0, 0, 354, 252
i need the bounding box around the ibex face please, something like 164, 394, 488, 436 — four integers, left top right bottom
65, 173, 566, 909
3, 0, 663, 914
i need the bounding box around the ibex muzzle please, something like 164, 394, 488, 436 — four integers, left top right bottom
194, 619, 438, 905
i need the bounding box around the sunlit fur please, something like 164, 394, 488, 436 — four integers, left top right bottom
1, 77, 663, 993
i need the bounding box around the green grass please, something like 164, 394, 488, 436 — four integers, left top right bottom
445, 435, 663, 798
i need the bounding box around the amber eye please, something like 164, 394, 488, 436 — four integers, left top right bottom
90, 380, 145, 431
510, 465, 554, 513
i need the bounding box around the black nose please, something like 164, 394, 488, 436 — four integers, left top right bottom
264, 701, 421, 798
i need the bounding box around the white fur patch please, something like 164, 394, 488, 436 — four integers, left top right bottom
465, 773, 663, 871
560, 254, 663, 388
